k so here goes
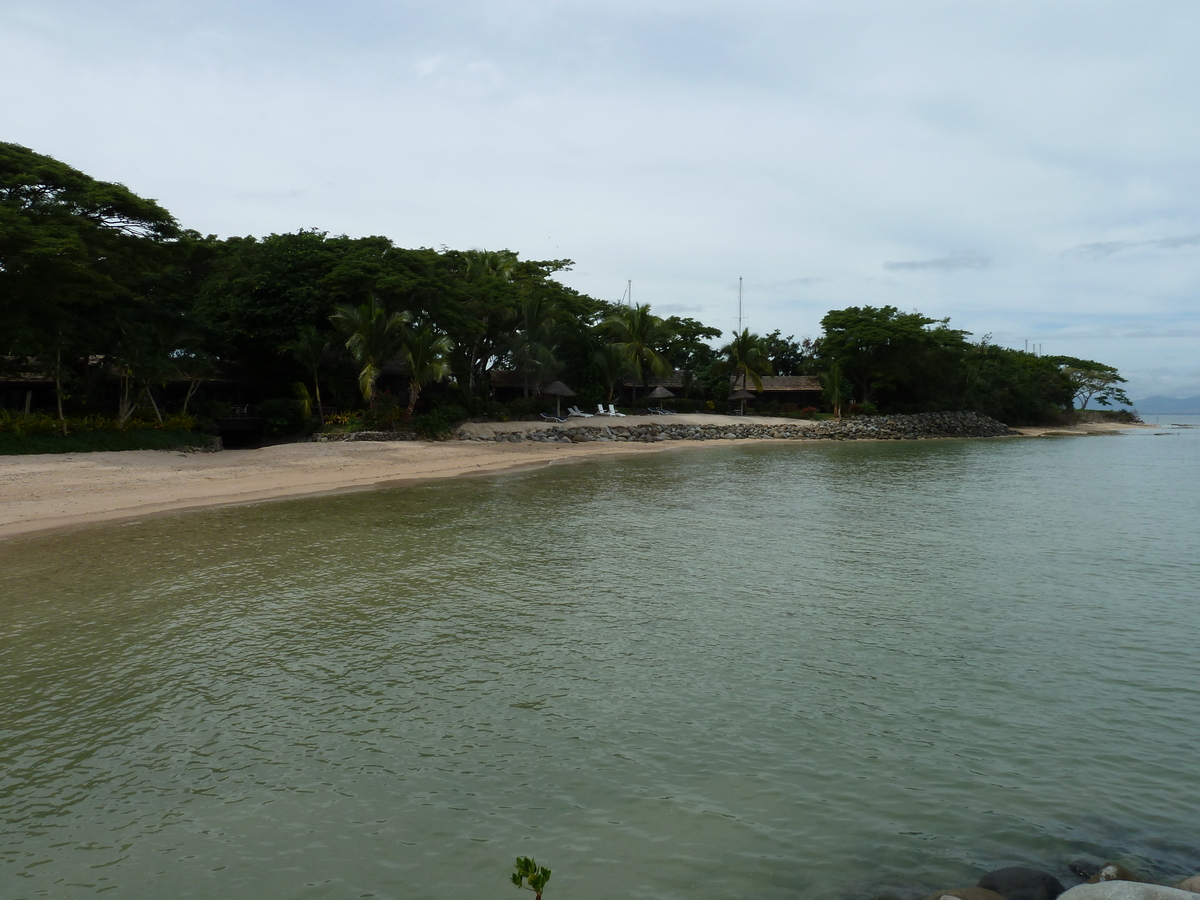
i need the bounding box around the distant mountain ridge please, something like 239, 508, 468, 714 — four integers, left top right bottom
1132, 395, 1200, 414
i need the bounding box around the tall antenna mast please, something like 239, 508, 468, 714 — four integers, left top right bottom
628, 279, 632, 308
737, 276, 744, 333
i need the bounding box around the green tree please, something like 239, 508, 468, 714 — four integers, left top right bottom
717, 329, 773, 414
455, 249, 519, 397
763, 330, 820, 376
660, 316, 722, 370
819, 306, 968, 408
603, 304, 674, 400
593, 343, 631, 403
0, 142, 180, 425
822, 361, 850, 418
398, 326, 453, 417
330, 296, 411, 403
719, 329, 773, 391
282, 326, 331, 423
961, 343, 1074, 423
1048, 356, 1132, 409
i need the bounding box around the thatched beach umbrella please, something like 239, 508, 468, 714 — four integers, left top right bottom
729, 388, 754, 416
645, 385, 675, 413
542, 380, 576, 417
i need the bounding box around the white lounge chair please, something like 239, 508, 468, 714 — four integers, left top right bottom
539, 412, 567, 423
567, 406, 593, 418
597, 403, 609, 415
607, 404, 626, 417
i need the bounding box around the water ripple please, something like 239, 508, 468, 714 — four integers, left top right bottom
2, 431, 1199, 898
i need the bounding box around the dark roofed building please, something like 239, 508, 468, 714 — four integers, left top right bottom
730, 375, 823, 405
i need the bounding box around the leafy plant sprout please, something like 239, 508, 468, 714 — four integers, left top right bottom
511, 856, 551, 900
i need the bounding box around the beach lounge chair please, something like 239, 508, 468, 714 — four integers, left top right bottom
597, 404, 609, 415
567, 406, 593, 418
539, 412, 566, 423
607, 404, 626, 417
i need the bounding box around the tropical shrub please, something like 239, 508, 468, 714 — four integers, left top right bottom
511, 857, 551, 900
257, 398, 308, 435
412, 404, 468, 439
0, 410, 197, 435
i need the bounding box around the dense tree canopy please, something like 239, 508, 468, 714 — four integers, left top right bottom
1, 144, 1133, 429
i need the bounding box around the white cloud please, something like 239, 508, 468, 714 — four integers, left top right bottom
3, 0, 1200, 394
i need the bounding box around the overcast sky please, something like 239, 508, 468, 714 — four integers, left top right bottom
4, 0, 1199, 398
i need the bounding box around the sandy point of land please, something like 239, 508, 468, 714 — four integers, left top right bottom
0, 436, 725, 540
1009, 421, 1156, 436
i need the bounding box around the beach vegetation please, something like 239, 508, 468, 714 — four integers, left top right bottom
718, 329, 773, 392
511, 856, 551, 900
257, 398, 310, 435
1047, 356, 1132, 409
330, 296, 412, 403
398, 326, 454, 417
0, 143, 1136, 433
282, 326, 330, 424
602, 303, 674, 399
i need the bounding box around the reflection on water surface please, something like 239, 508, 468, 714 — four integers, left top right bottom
2, 430, 1199, 899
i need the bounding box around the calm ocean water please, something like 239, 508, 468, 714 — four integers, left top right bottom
1, 422, 1198, 900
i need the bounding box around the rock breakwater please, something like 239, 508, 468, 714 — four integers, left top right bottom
459, 412, 1018, 444
314, 430, 418, 442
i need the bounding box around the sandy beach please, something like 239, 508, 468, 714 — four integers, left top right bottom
0, 414, 1150, 540
0, 430, 714, 540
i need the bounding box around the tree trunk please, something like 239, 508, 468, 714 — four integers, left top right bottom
118, 370, 138, 426
142, 387, 163, 422
407, 381, 420, 418
53, 349, 69, 435
182, 378, 201, 415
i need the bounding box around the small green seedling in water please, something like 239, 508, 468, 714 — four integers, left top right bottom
511, 856, 551, 900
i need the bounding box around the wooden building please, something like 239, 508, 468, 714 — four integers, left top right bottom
729, 375, 823, 406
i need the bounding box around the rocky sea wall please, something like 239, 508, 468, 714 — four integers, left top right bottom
459, 411, 1019, 444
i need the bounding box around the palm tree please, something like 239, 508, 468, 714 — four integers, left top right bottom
822, 361, 849, 419
511, 294, 560, 397
459, 249, 519, 396
399, 326, 454, 417
330, 296, 411, 403
603, 304, 673, 401
718, 329, 773, 415
593, 344, 630, 404
282, 326, 330, 424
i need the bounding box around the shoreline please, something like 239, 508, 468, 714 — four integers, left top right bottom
0, 417, 1153, 541
0, 438, 718, 541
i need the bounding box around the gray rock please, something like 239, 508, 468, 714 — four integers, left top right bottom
1174, 878, 1200, 895
1090, 865, 1143, 884
922, 889, 1006, 900
978, 867, 1065, 900
1059, 885, 1197, 900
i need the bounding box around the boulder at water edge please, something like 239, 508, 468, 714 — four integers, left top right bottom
1174, 877, 1200, 894
1059, 884, 1198, 900
922, 889, 1007, 900
1090, 865, 1142, 884
978, 866, 1066, 900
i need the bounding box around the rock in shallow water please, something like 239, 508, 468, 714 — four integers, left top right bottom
1059, 884, 1198, 900
922, 889, 1007, 900
978, 866, 1066, 900
1173, 877, 1200, 894
1090, 865, 1143, 884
